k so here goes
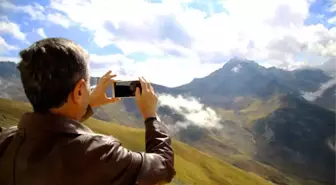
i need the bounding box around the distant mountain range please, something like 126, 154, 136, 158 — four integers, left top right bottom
0, 59, 335, 185
1, 59, 333, 110
178, 58, 330, 96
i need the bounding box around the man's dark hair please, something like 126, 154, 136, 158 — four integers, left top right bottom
17, 38, 90, 113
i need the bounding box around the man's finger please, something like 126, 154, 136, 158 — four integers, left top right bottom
141, 76, 150, 91
98, 70, 112, 83
107, 74, 117, 79
135, 87, 141, 101
103, 79, 114, 88
145, 78, 154, 92
139, 77, 147, 92
148, 82, 155, 93
103, 74, 117, 83
102, 70, 112, 78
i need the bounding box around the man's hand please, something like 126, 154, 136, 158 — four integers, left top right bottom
89, 70, 120, 108
135, 77, 158, 120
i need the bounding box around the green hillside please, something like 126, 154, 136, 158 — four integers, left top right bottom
0, 98, 274, 185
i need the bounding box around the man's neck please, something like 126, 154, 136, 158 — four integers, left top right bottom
49, 107, 78, 121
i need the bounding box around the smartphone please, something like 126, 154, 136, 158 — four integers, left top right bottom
113, 80, 142, 98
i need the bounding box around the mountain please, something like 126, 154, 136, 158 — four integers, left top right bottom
319, 58, 336, 77
159, 93, 336, 184
177, 59, 295, 98
2, 59, 330, 110
176, 58, 330, 100
0, 62, 25, 101
0, 77, 26, 101
252, 95, 335, 183
307, 58, 336, 110
0, 61, 20, 78
156, 59, 335, 184
313, 84, 336, 111
0, 60, 335, 185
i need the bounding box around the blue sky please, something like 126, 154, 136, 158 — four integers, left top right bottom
0, 0, 335, 87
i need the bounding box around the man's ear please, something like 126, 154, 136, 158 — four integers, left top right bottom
71, 79, 86, 104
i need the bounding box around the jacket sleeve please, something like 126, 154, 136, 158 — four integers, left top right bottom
82, 117, 176, 185
136, 117, 176, 184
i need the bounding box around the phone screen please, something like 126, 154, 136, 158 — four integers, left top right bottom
114, 80, 141, 98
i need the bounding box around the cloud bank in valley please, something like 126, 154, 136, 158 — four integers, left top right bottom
157, 93, 222, 130
302, 78, 336, 101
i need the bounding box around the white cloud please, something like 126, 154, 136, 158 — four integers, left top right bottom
1, 1, 45, 21
36, 28, 47, 38
329, 16, 336, 25
192, 0, 336, 68
89, 53, 222, 87
330, 0, 336, 12
49, 0, 335, 68
2, 0, 336, 86
0, 17, 26, 41
46, 13, 71, 28
302, 78, 336, 101
0, 36, 19, 54
1, 0, 71, 28
158, 93, 222, 129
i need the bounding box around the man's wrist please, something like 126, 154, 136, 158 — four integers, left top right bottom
144, 113, 161, 122
89, 97, 97, 108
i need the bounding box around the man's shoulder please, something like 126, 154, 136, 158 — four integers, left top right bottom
66, 132, 121, 149
84, 133, 120, 144
62, 132, 128, 165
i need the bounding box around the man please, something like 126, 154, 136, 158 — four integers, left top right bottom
0, 38, 176, 185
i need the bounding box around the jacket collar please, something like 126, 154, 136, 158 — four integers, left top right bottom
18, 112, 93, 135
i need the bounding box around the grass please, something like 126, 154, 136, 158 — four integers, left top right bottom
214, 96, 282, 126
215, 109, 239, 121
225, 155, 301, 185
240, 97, 282, 124
0, 98, 274, 185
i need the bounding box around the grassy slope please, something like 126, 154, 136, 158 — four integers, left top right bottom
0, 98, 273, 185
215, 96, 282, 125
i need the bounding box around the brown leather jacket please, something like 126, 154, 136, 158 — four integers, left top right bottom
0, 106, 176, 185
